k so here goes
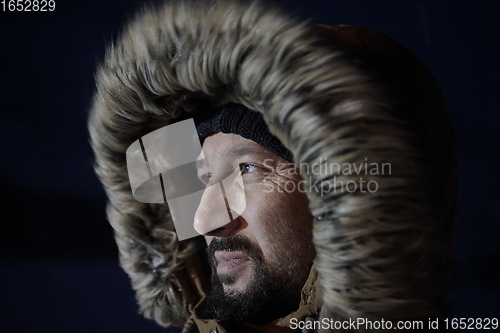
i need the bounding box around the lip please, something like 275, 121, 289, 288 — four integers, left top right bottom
214, 251, 251, 274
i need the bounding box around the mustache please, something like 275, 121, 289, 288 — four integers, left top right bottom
206, 235, 263, 264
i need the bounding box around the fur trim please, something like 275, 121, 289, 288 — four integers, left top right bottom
89, 0, 457, 327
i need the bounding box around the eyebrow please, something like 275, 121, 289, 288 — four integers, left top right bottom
220, 147, 263, 158
195, 159, 206, 170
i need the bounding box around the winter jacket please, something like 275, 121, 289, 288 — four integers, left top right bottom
88, 0, 458, 332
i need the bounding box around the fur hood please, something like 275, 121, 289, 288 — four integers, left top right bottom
88, 0, 457, 331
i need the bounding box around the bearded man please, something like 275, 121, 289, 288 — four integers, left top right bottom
88, 0, 458, 332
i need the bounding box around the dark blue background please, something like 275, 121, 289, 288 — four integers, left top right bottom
0, 0, 499, 332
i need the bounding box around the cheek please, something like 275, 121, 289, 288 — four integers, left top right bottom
257, 174, 312, 227
244, 184, 313, 253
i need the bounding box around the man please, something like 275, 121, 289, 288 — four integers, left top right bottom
88, 0, 457, 332
193, 105, 316, 325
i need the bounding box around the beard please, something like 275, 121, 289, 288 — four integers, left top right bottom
197, 235, 303, 324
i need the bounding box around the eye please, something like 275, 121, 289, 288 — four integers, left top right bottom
239, 163, 261, 174
199, 173, 212, 185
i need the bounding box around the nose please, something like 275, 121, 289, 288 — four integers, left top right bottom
194, 181, 243, 237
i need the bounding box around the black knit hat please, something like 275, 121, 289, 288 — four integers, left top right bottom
195, 103, 293, 162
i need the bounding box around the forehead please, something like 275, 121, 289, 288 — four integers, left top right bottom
201, 132, 283, 162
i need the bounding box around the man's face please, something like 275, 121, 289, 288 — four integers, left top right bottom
195, 133, 315, 323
